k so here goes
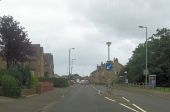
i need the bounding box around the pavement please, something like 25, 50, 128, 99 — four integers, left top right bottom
0, 84, 170, 112
0, 87, 70, 112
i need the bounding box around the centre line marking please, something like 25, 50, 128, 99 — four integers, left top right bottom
132, 104, 147, 112
92, 86, 98, 91
119, 103, 139, 112
122, 97, 130, 102
104, 97, 115, 102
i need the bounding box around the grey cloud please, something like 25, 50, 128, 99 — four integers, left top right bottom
69, 0, 170, 39
1, 0, 170, 76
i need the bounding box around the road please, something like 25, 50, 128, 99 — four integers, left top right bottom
1, 85, 170, 112
47, 85, 146, 112
94, 85, 170, 112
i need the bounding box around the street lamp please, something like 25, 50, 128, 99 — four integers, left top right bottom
71, 59, 76, 75
106, 42, 111, 61
138, 25, 148, 87
69, 48, 75, 79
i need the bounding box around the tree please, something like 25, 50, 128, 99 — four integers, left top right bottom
0, 15, 32, 69
122, 28, 170, 87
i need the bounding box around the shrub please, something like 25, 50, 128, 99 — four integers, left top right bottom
7, 65, 32, 88
1, 75, 21, 97
0, 69, 7, 86
39, 77, 69, 88
31, 75, 39, 89
39, 77, 53, 82
53, 78, 69, 88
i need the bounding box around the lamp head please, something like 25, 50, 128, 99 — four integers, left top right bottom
106, 42, 111, 46
138, 26, 144, 28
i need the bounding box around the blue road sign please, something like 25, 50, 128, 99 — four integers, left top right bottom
106, 62, 112, 71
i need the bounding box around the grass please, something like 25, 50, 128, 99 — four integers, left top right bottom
117, 84, 170, 93
156, 87, 170, 93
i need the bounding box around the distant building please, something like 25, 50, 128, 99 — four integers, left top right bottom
25, 44, 45, 77
44, 53, 54, 77
90, 58, 124, 84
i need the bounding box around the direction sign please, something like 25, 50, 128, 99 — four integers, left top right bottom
143, 69, 149, 75
106, 62, 112, 71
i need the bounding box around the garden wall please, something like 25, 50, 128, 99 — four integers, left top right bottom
36, 81, 54, 94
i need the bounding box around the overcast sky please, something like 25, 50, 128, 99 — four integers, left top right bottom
0, 0, 170, 76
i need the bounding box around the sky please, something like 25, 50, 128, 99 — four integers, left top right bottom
0, 0, 170, 76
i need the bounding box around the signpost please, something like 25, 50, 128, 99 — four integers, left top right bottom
143, 69, 149, 75
106, 61, 113, 71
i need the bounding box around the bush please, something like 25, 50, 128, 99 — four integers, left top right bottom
39, 77, 53, 82
39, 77, 69, 88
31, 75, 39, 89
0, 69, 7, 86
7, 65, 31, 88
53, 78, 69, 88
1, 75, 21, 97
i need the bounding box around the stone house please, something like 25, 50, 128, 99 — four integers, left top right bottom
0, 44, 55, 78
90, 58, 124, 84
44, 53, 54, 77
25, 44, 45, 77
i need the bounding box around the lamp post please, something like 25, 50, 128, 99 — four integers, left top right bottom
69, 48, 75, 80
139, 26, 148, 87
71, 59, 76, 75
106, 42, 111, 61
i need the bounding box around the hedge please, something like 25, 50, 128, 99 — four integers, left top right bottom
39, 77, 69, 88
1, 75, 21, 97
53, 78, 69, 88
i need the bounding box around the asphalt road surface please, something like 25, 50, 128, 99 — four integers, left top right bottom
47, 85, 146, 112
1, 84, 169, 112
93, 85, 170, 112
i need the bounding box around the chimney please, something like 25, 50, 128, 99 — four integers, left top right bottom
114, 58, 118, 63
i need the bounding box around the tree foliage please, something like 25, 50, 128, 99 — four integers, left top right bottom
122, 28, 170, 87
0, 15, 32, 68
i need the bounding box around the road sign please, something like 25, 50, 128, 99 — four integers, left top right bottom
106, 62, 112, 71
143, 69, 149, 75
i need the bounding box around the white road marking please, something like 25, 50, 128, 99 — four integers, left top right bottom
92, 86, 98, 91
104, 97, 115, 102
122, 97, 130, 102
98, 90, 101, 96
132, 104, 147, 112
92, 86, 104, 94
119, 103, 139, 112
